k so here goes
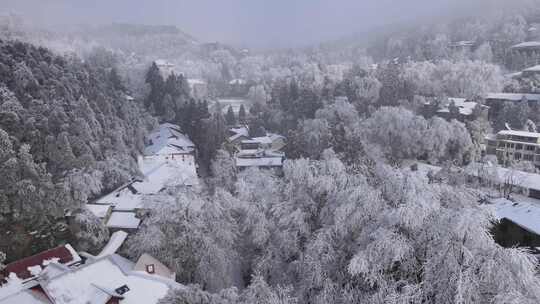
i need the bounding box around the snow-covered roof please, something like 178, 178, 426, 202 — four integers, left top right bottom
485, 93, 540, 101
229, 78, 246, 85
505, 72, 523, 79
0, 245, 81, 301
235, 156, 283, 168
134, 254, 176, 281
0, 289, 49, 304
228, 126, 249, 142
86, 204, 111, 219
230, 126, 249, 137
466, 162, 540, 192
144, 123, 195, 156
268, 133, 285, 141
451, 40, 475, 47
511, 41, 540, 49
229, 133, 249, 142
134, 157, 198, 194
106, 212, 141, 230
154, 59, 174, 67
97, 231, 128, 258
437, 98, 481, 116
523, 65, 540, 72
1, 244, 81, 282
40, 254, 180, 304
95, 186, 143, 212
187, 78, 206, 85
245, 137, 273, 145
91, 154, 198, 215
498, 130, 540, 139
489, 198, 540, 236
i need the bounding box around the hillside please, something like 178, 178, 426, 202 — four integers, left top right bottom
0, 38, 155, 259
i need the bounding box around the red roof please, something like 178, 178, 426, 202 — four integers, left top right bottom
1, 245, 80, 282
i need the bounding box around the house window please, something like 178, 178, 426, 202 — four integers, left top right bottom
115, 285, 130, 295
515, 153, 522, 160
526, 145, 535, 151
516, 144, 523, 150
146, 264, 155, 274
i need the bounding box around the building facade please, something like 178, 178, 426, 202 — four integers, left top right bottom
487, 130, 540, 166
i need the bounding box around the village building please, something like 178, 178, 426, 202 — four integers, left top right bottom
0, 245, 81, 285
85, 123, 198, 231
230, 126, 286, 171
228, 79, 249, 96
520, 64, 540, 77
511, 41, 540, 54
489, 197, 540, 248
0, 243, 180, 304
154, 59, 175, 78
187, 78, 208, 99
227, 125, 250, 149
435, 97, 488, 121
450, 40, 476, 52
486, 130, 540, 167
144, 123, 196, 162
484, 93, 540, 119
235, 150, 285, 171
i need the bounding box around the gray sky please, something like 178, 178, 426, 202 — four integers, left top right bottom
0, 0, 505, 48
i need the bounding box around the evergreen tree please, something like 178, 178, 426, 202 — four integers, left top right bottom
109, 67, 124, 91
225, 106, 236, 126
145, 62, 165, 111
248, 116, 266, 137
238, 104, 247, 124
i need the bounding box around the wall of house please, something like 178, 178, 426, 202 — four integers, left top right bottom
492, 218, 540, 248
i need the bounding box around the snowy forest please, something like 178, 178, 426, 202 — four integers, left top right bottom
3, 0, 540, 303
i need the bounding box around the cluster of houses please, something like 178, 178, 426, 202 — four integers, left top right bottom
0, 123, 198, 302
86, 123, 198, 231
422, 97, 489, 122
227, 125, 286, 171
0, 232, 180, 304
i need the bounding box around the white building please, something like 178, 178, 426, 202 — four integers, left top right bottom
187, 78, 208, 99
486, 130, 540, 167
154, 59, 175, 78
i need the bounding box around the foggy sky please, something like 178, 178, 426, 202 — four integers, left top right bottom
0, 0, 503, 48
